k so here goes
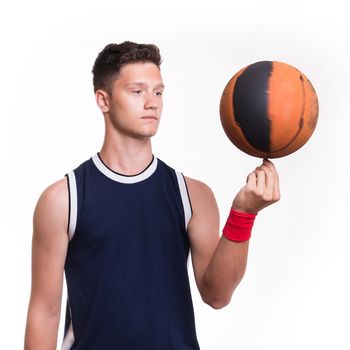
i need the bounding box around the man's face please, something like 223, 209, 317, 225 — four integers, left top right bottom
105, 62, 164, 139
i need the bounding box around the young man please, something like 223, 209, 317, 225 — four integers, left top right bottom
24, 41, 280, 350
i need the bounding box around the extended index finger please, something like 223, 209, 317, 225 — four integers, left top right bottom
263, 158, 278, 177
263, 159, 280, 199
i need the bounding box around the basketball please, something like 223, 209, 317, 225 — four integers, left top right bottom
220, 61, 319, 158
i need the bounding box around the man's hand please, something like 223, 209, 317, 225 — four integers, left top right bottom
232, 158, 280, 214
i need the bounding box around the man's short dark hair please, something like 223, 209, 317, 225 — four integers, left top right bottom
92, 41, 162, 94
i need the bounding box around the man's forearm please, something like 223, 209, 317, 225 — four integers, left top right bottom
200, 236, 249, 309
24, 307, 60, 350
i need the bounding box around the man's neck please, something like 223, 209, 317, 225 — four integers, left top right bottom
99, 136, 153, 176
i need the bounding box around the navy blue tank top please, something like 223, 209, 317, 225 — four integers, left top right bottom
61, 154, 200, 350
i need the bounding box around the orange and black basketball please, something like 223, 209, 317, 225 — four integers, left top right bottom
220, 61, 319, 158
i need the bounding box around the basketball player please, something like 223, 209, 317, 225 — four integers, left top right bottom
24, 41, 280, 349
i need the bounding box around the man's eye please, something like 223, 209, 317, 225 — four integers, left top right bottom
132, 90, 142, 94
156, 91, 163, 96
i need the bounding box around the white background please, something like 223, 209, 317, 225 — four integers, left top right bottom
1, 0, 349, 349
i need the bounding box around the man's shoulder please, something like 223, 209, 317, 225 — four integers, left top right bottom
184, 175, 213, 195
37, 177, 68, 212
183, 175, 217, 213
155, 159, 216, 202
33, 177, 69, 234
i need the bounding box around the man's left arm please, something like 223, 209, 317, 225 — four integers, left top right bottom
185, 159, 280, 309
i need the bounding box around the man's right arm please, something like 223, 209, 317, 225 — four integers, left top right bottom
24, 178, 69, 350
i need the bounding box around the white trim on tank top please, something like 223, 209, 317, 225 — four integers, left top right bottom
175, 171, 192, 231
61, 321, 75, 350
92, 153, 158, 184
67, 171, 78, 241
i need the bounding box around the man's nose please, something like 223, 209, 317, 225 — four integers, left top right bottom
144, 92, 159, 110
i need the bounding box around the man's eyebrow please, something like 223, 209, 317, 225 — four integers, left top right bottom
126, 82, 165, 89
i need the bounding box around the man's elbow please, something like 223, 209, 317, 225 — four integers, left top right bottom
203, 296, 231, 310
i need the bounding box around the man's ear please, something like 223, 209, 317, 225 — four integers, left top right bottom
95, 90, 110, 113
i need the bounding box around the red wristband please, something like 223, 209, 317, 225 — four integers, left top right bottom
222, 209, 257, 242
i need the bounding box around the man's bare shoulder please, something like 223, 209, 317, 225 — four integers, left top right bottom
37, 177, 68, 210
184, 176, 216, 204
34, 177, 69, 234
183, 176, 218, 217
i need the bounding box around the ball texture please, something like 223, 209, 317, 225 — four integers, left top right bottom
220, 61, 319, 158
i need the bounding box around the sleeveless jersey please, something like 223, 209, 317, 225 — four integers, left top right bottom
61, 153, 200, 350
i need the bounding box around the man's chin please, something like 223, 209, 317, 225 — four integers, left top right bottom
133, 130, 158, 140
139, 127, 159, 139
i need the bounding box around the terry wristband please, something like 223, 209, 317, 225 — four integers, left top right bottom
222, 208, 257, 242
